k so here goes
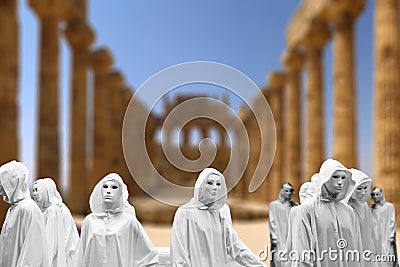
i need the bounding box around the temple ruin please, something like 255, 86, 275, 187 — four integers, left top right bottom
0, 0, 399, 222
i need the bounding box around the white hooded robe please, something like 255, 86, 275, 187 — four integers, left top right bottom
34, 178, 79, 267
170, 168, 265, 267
369, 190, 398, 266
289, 159, 363, 267
0, 160, 49, 267
78, 173, 158, 267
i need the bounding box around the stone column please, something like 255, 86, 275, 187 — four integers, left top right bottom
90, 48, 113, 187
29, 0, 68, 186
119, 86, 142, 196
302, 22, 330, 180
245, 102, 263, 202
0, 0, 19, 222
329, 0, 365, 168
373, 0, 400, 214
107, 70, 124, 172
64, 19, 94, 213
281, 49, 303, 195
266, 73, 285, 203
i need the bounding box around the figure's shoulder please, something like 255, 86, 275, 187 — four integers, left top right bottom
269, 200, 279, 208
173, 205, 195, 222
46, 204, 63, 214
82, 213, 96, 225
300, 197, 319, 213
19, 198, 42, 215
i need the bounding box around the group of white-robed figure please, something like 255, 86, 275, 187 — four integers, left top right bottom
0, 160, 265, 267
269, 158, 399, 267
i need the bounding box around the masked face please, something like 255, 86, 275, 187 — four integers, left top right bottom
0, 183, 6, 197
101, 180, 120, 204
32, 183, 39, 203
282, 184, 294, 200
351, 181, 370, 203
328, 170, 348, 194
371, 189, 383, 203
203, 174, 222, 202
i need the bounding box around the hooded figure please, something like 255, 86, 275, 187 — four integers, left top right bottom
268, 183, 297, 267
369, 187, 398, 266
33, 178, 79, 267
77, 173, 158, 267
342, 169, 377, 266
286, 178, 319, 261
0, 160, 49, 267
289, 159, 363, 267
170, 168, 265, 267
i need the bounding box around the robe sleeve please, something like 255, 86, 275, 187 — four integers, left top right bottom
289, 204, 315, 267
170, 208, 191, 267
45, 206, 67, 266
387, 204, 396, 243
17, 205, 50, 267
268, 202, 280, 247
224, 220, 266, 266
220, 204, 233, 225
76, 216, 90, 267
132, 218, 158, 266
62, 208, 80, 267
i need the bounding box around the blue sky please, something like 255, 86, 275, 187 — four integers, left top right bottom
19, 1, 374, 187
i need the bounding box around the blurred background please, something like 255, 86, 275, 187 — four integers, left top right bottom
0, 0, 399, 263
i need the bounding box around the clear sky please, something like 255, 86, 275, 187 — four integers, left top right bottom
19, 0, 374, 188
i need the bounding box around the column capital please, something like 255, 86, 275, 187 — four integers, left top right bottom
267, 71, 286, 89
121, 86, 134, 98
326, 0, 365, 24
64, 19, 95, 48
301, 20, 330, 51
90, 48, 113, 72
29, 0, 74, 20
108, 70, 124, 88
282, 49, 304, 71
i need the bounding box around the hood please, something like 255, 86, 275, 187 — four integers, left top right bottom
192, 168, 227, 210
342, 169, 372, 204
299, 181, 317, 204
0, 160, 30, 204
89, 173, 133, 215
317, 159, 354, 202
33, 178, 62, 210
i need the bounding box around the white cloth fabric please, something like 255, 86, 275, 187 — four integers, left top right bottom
370, 191, 398, 266
220, 203, 232, 225
0, 160, 49, 267
288, 159, 363, 267
170, 168, 265, 267
34, 178, 79, 267
78, 173, 158, 266
342, 169, 377, 266
268, 192, 296, 267
286, 179, 319, 265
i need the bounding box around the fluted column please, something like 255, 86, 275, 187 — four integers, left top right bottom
282, 49, 303, 194
29, 0, 68, 186
0, 0, 19, 222
266, 72, 285, 202
90, 48, 113, 187
245, 102, 263, 202
373, 0, 400, 212
119, 86, 142, 196
329, 0, 365, 168
64, 20, 94, 213
107, 70, 124, 172
302, 22, 329, 180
